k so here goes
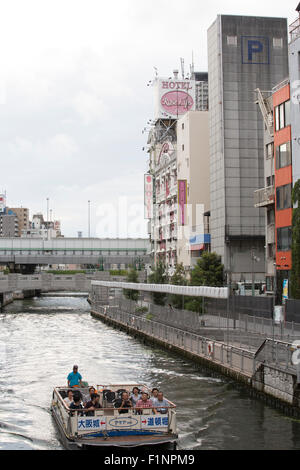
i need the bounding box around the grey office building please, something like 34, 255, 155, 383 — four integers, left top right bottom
207, 15, 289, 282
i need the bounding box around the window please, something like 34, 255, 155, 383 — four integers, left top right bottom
275, 100, 290, 131
276, 142, 292, 169
227, 36, 237, 46
267, 209, 275, 225
266, 175, 275, 187
276, 184, 292, 210
273, 38, 283, 48
266, 142, 274, 160
277, 226, 292, 251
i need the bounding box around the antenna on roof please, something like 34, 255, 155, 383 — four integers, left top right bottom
180, 58, 185, 80
190, 51, 195, 80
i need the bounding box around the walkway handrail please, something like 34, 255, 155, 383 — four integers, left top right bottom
91, 280, 229, 299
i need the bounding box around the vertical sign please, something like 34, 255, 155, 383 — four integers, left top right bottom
144, 174, 153, 219
178, 180, 187, 226
0, 194, 6, 213
282, 279, 289, 302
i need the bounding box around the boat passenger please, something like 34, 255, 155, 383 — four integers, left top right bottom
83, 386, 98, 406
85, 393, 102, 416
114, 392, 133, 414
150, 388, 159, 405
67, 365, 83, 388
63, 390, 73, 407
135, 392, 157, 414
154, 392, 169, 414
69, 392, 84, 416
130, 387, 141, 407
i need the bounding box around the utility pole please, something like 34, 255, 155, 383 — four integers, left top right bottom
46, 197, 49, 240
88, 200, 91, 238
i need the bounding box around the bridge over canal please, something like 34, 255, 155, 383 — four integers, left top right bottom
0, 237, 150, 273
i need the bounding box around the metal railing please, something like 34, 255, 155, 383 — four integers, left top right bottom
254, 185, 275, 208
290, 17, 300, 43
92, 302, 255, 377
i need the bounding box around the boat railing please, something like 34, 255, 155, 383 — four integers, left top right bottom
52, 386, 176, 438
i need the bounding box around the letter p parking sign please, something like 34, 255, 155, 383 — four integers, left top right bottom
242, 36, 269, 64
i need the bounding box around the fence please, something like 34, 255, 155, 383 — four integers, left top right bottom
90, 283, 300, 379
92, 302, 256, 378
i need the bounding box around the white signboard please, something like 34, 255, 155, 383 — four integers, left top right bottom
77, 416, 106, 432
154, 78, 196, 120
141, 415, 169, 429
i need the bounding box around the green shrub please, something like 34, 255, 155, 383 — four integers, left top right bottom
135, 306, 148, 313
109, 269, 128, 276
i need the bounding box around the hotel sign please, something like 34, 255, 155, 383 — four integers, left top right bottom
154, 78, 195, 119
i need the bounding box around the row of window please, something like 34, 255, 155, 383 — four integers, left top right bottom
265, 141, 292, 170
275, 100, 290, 131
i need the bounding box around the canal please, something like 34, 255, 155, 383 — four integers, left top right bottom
1, 294, 300, 450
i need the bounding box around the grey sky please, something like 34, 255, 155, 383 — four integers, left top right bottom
0, 0, 296, 237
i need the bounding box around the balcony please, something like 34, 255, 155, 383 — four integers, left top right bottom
290, 16, 300, 43
254, 185, 275, 208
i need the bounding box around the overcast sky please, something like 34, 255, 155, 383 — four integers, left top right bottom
0, 0, 296, 238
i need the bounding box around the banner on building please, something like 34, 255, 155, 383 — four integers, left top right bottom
0, 194, 6, 213
282, 279, 289, 302
144, 174, 153, 219
178, 180, 187, 226
154, 78, 196, 120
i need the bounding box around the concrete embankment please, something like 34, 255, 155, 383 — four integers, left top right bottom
91, 306, 300, 418
0, 289, 41, 308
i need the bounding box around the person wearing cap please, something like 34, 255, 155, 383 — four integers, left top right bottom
67, 365, 83, 388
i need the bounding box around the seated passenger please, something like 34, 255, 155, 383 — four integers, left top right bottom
154, 391, 169, 414
114, 392, 132, 414
135, 392, 157, 414
69, 392, 84, 416
84, 386, 98, 406
150, 388, 159, 405
130, 387, 141, 407
85, 393, 102, 416
63, 390, 73, 407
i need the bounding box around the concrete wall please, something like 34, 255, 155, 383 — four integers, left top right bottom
289, 34, 300, 186
0, 271, 146, 294
177, 111, 210, 268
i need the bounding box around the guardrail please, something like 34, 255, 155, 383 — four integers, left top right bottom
92, 303, 255, 378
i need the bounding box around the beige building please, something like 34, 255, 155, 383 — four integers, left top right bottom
176, 111, 210, 270
9, 208, 29, 236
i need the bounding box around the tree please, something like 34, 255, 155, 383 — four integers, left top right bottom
123, 267, 139, 301
148, 261, 167, 305
169, 263, 187, 309
185, 252, 224, 313
291, 179, 300, 299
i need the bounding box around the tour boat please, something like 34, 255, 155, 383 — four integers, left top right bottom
51, 383, 177, 450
